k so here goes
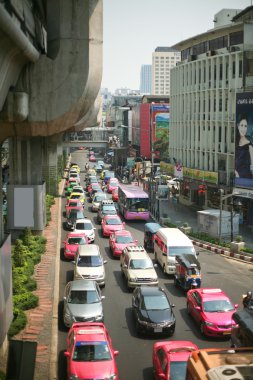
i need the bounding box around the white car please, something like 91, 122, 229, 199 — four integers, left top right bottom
73, 218, 96, 243
120, 246, 158, 290
91, 192, 107, 212
73, 244, 107, 287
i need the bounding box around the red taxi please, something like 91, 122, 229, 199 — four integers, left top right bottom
112, 188, 118, 202
107, 178, 119, 194
101, 215, 125, 237
109, 230, 137, 257
64, 322, 119, 380
63, 232, 89, 260
187, 288, 238, 337
153, 340, 198, 380
65, 199, 83, 216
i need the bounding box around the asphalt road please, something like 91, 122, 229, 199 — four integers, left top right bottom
57, 150, 253, 380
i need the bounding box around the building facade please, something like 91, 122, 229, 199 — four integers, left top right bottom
152, 47, 181, 95
168, 6, 253, 227
140, 64, 152, 94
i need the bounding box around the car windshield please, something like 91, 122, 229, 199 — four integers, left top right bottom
110, 181, 118, 186
129, 259, 153, 269
70, 194, 82, 200
68, 201, 82, 207
106, 218, 121, 225
77, 255, 102, 267
170, 361, 188, 380
76, 222, 93, 230
72, 188, 83, 194
68, 290, 99, 304
73, 341, 111, 362
68, 210, 84, 219
67, 237, 87, 245
90, 178, 98, 183
203, 299, 234, 312
142, 294, 170, 310
169, 247, 195, 256
115, 235, 133, 244
94, 195, 106, 202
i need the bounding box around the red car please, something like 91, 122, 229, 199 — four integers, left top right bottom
101, 215, 125, 237
112, 188, 118, 202
109, 230, 137, 257
64, 322, 119, 380
107, 178, 119, 194
65, 199, 83, 215
187, 288, 238, 337
63, 232, 89, 260
89, 155, 96, 162
153, 340, 198, 380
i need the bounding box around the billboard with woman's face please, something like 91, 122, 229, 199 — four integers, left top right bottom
235, 93, 253, 189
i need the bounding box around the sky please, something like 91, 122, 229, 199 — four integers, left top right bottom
102, 0, 251, 93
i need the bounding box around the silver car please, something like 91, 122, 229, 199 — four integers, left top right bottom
63, 280, 105, 327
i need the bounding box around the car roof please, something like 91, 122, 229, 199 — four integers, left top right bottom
76, 218, 92, 224
138, 286, 166, 296
72, 323, 107, 342
104, 214, 120, 220
144, 223, 162, 234
124, 249, 149, 259
68, 279, 97, 291
154, 341, 198, 358
196, 288, 228, 300
114, 230, 132, 236
78, 244, 100, 256
67, 232, 87, 238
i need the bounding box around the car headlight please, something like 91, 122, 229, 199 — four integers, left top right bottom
204, 321, 215, 327
130, 277, 137, 282
65, 249, 71, 253
137, 318, 148, 326
106, 375, 117, 380
95, 314, 103, 321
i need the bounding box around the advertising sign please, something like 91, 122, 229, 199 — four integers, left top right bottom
155, 113, 170, 139
151, 104, 170, 142
235, 92, 253, 189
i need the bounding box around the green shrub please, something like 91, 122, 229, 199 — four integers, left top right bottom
13, 293, 38, 310
0, 369, 5, 380
12, 240, 30, 267
164, 221, 177, 228
46, 194, 55, 224
8, 309, 27, 338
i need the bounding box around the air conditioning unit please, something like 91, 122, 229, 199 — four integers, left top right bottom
207, 365, 253, 380
228, 46, 240, 53
206, 50, 216, 57
188, 54, 197, 62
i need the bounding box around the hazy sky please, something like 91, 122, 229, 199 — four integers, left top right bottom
102, 0, 251, 92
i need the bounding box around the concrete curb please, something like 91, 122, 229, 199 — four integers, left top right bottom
192, 240, 253, 264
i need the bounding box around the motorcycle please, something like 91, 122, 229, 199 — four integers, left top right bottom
242, 293, 253, 310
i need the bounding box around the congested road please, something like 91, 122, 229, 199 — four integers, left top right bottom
57, 150, 253, 380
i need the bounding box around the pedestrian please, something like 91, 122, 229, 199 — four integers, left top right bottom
235, 113, 253, 179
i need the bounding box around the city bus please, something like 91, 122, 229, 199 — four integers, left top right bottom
118, 184, 150, 221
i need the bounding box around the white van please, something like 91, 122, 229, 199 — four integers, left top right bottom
154, 228, 197, 275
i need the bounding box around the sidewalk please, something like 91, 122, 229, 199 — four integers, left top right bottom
151, 198, 253, 264
0, 184, 62, 379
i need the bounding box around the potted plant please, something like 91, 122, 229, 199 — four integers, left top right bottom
230, 235, 245, 253
180, 222, 192, 235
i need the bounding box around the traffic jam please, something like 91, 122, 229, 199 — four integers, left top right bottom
59, 149, 253, 380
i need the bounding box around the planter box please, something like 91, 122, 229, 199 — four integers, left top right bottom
180, 226, 192, 235
230, 241, 245, 253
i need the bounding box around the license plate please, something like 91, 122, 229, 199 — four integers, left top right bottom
135, 216, 142, 219
223, 331, 231, 335
154, 328, 162, 333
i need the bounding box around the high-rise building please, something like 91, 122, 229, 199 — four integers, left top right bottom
152, 47, 181, 95
140, 64, 152, 94
168, 6, 253, 226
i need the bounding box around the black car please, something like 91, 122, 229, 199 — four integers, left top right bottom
132, 286, 176, 336
65, 209, 85, 230
97, 202, 117, 224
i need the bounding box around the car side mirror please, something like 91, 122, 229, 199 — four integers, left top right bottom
114, 350, 119, 357
235, 304, 238, 308
64, 351, 70, 357
63, 296, 66, 300
104, 260, 107, 264
195, 306, 201, 311
93, 227, 96, 230
123, 264, 127, 268
171, 304, 176, 308
101, 296, 105, 300
157, 372, 166, 379
153, 263, 158, 267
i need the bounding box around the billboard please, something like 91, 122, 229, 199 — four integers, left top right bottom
155, 113, 170, 139
235, 93, 253, 189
